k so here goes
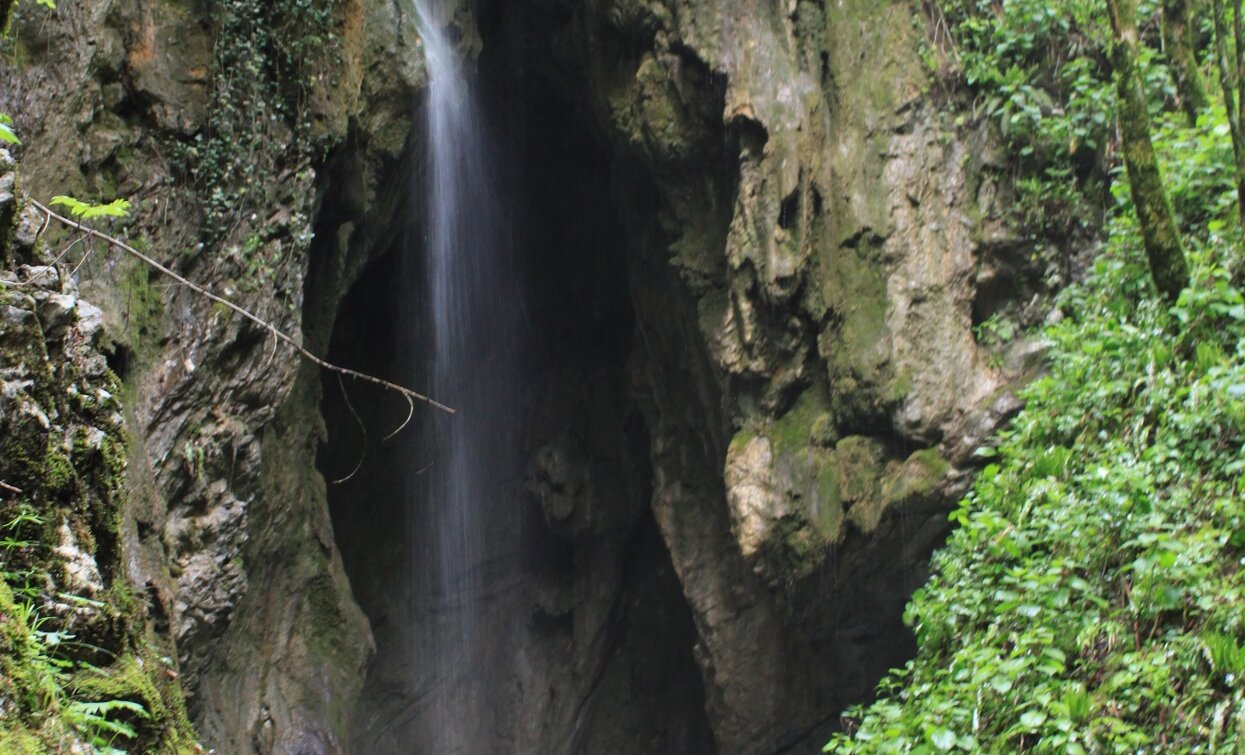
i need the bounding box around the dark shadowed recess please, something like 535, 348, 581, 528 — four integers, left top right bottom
314, 4, 715, 751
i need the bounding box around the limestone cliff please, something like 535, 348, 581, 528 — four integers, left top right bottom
0, 0, 1042, 753
492, 0, 1037, 749
0, 150, 199, 752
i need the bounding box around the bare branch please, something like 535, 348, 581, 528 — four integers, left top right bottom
0, 481, 23, 495
30, 198, 455, 417
330, 373, 367, 485
383, 398, 417, 442
51, 232, 88, 268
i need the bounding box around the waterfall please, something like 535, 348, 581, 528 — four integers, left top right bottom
406, 1, 528, 750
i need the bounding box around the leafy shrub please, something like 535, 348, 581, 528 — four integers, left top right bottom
828, 3, 1245, 747
828, 214, 1245, 751
934, 0, 1184, 246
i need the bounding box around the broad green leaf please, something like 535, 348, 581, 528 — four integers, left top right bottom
928, 727, 956, 751
1019, 710, 1047, 728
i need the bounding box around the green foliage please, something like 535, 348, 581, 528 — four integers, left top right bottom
0, 502, 44, 603
173, 0, 335, 242
973, 313, 1018, 347
65, 699, 148, 754
937, 0, 1183, 242
0, 505, 149, 753
1202, 632, 1245, 683
946, 1, 1109, 146
0, 113, 19, 145
49, 196, 132, 221
828, 6, 1245, 746
828, 220, 1245, 751
0, 582, 153, 754
1153, 105, 1240, 228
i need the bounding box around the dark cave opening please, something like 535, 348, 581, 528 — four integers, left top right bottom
315, 7, 714, 751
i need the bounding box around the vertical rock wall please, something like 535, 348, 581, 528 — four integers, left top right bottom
488, 0, 1037, 750
1, 0, 428, 750
0, 150, 200, 752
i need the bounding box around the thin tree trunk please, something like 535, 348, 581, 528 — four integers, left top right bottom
1108, 0, 1191, 300
1164, 0, 1210, 124
1212, 0, 1245, 224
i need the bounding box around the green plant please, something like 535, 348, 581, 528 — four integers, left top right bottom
64, 699, 149, 754
174, 0, 336, 243
0, 502, 43, 602
933, 0, 1191, 251
831, 222, 1245, 750
830, 14, 1245, 734
973, 314, 1018, 346
6, 596, 152, 754
1202, 633, 1245, 684
0, 113, 18, 145
48, 196, 131, 220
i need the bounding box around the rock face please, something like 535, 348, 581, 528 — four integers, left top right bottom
0, 149, 199, 752
486, 0, 1032, 750
2, 0, 1040, 752
2, 0, 423, 751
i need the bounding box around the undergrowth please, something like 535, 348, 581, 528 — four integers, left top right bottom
829, 0, 1245, 751
828, 213, 1245, 753
0, 453, 196, 754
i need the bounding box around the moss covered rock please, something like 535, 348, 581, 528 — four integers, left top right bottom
0, 177, 199, 751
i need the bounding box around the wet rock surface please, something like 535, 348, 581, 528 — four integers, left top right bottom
0, 156, 199, 750
479, 0, 1043, 750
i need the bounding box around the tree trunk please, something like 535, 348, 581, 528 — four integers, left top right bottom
1164, 0, 1210, 124
1211, 0, 1245, 224
1107, 0, 1191, 300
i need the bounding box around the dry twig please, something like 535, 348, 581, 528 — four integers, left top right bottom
330, 373, 368, 485
30, 199, 454, 426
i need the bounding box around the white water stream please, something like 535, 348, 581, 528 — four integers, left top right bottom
407, 1, 528, 750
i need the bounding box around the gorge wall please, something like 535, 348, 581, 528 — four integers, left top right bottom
0, 0, 1043, 752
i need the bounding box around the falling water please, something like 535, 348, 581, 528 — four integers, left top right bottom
406, 1, 528, 750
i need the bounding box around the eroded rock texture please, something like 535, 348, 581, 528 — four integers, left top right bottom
2, 0, 426, 750
482, 0, 1035, 751
0, 149, 200, 751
